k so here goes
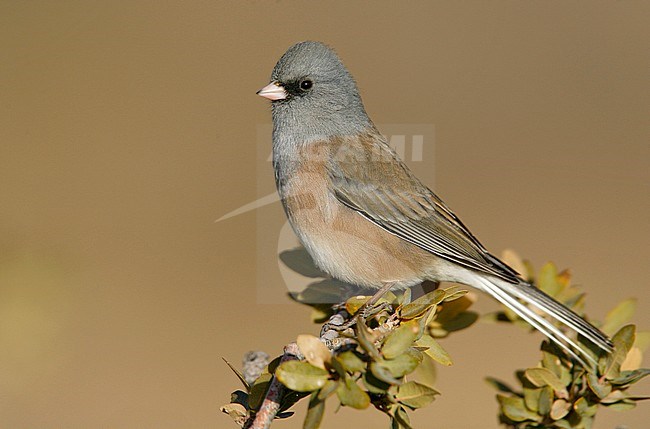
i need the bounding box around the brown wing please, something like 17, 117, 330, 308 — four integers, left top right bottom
328, 132, 521, 284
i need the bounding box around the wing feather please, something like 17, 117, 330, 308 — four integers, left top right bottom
328, 133, 520, 283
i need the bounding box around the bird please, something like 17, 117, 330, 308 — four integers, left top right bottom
256, 41, 612, 366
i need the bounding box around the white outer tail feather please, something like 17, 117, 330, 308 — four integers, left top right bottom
470, 274, 602, 368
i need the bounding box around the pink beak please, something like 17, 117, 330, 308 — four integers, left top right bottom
257, 82, 287, 101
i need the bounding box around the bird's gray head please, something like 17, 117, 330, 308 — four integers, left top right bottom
258, 41, 373, 143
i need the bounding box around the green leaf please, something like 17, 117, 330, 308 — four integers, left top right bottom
370, 361, 402, 385
538, 262, 561, 296
582, 416, 595, 429
503, 306, 521, 323
498, 395, 542, 422
605, 325, 636, 379
586, 373, 612, 399
501, 249, 527, 279
398, 288, 412, 306
522, 260, 536, 282
267, 356, 282, 374
442, 289, 468, 302
384, 291, 399, 305
415, 309, 432, 341
621, 347, 643, 371
383, 321, 419, 359
424, 304, 438, 327
554, 419, 574, 429
523, 385, 541, 413
538, 386, 553, 416
393, 406, 413, 429
317, 379, 339, 400
248, 373, 273, 410
297, 334, 332, 370
356, 321, 381, 360
380, 353, 420, 378
336, 351, 366, 373
303, 392, 325, 429
602, 299, 637, 336
602, 400, 636, 411
416, 335, 452, 366
275, 361, 329, 392
404, 347, 424, 365
279, 389, 309, 414
574, 397, 598, 418
600, 389, 627, 404
412, 353, 437, 389
563, 291, 585, 312
220, 403, 247, 426
401, 290, 445, 320
610, 368, 650, 386
363, 370, 391, 394
540, 341, 574, 386
391, 417, 399, 429
541, 349, 562, 378
336, 376, 370, 409
345, 295, 370, 315
550, 399, 570, 420
525, 367, 568, 398
229, 390, 248, 408
558, 364, 573, 388
396, 381, 438, 409
614, 324, 636, 351
328, 355, 346, 378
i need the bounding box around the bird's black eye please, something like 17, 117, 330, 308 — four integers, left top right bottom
299, 79, 313, 91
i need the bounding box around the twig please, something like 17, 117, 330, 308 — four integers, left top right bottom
243, 343, 302, 429
240, 300, 404, 429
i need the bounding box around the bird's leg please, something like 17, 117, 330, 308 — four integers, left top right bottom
321, 282, 397, 333
358, 281, 396, 320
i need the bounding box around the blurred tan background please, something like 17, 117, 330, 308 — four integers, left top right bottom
1, 1, 648, 428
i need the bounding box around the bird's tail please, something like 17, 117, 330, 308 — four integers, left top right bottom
471, 274, 613, 367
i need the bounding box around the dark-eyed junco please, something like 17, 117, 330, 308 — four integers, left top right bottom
257, 41, 612, 365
